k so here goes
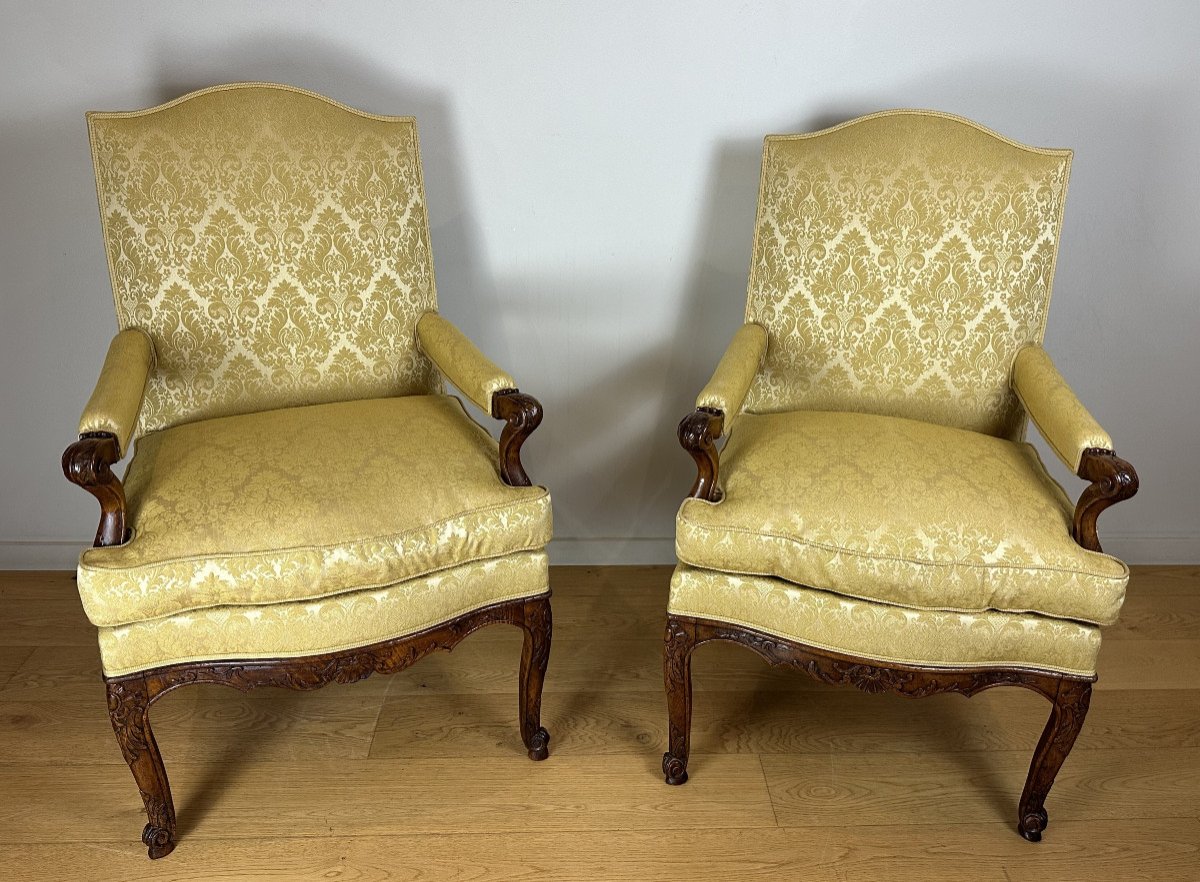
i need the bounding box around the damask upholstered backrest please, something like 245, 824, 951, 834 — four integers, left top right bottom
744, 110, 1071, 439
88, 83, 440, 436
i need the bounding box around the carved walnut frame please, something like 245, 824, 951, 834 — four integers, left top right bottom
669, 406, 1138, 842
63, 389, 549, 860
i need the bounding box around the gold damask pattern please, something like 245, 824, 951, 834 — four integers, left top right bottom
78, 395, 552, 627
98, 551, 549, 677
78, 328, 155, 456
88, 83, 440, 438
745, 110, 1072, 439
1012, 344, 1112, 472
669, 565, 1101, 676
677, 410, 1127, 626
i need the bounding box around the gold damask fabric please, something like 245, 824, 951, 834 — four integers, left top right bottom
1012, 345, 1112, 472
669, 565, 1101, 676
78, 395, 552, 627
98, 551, 548, 677
88, 83, 440, 439
696, 323, 768, 431
78, 328, 155, 456
417, 312, 517, 413
745, 110, 1072, 439
677, 409, 1127, 626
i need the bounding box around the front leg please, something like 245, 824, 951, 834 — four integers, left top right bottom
518, 595, 552, 760
662, 615, 697, 784
106, 676, 176, 859
1018, 678, 1092, 841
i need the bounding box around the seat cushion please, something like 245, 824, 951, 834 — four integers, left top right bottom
669, 565, 1101, 677
676, 410, 1127, 626
98, 551, 548, 677
78, 395, 552, 627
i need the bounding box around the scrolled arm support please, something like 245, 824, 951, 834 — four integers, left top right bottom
62, 432, 128, 547
1072, 448, 1138, 553
679, 407, 724, 502
492, 390, 543, 487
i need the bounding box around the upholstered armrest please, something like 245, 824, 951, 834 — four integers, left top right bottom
679, 323, 768, 502
695, 323, 768, 432
1011, 345, 1111, 473
63, 328, 153, 547
417, 312, 517, 413
1011, 344, 1138, 553
78, 328, 154, 458
416, 311, 542, 487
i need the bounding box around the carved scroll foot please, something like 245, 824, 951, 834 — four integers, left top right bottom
662, 752, 689, 786
1017, 679, 1091, 842
663, 615, 696, 785
519, 595, 552, 761
106, 676, 176, 859
526, 727, 551, 762
142, 822, 176, 860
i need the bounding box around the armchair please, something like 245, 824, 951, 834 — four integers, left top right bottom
63, 83, 553, 859
664, 111, 1138, 842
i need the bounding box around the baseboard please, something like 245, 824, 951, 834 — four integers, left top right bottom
0, 541, 83, 569
547, 538, 677, 565
1, 534, 1196, 570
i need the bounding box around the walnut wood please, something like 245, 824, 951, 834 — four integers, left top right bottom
678, 408, 724, 502
662, 613, 1092, 842
61, 433, 128, 547
492, 390, 543, 487
1073, 448, 1139, 553
105, 592, 552, 859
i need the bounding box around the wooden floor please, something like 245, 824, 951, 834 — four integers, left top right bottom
0, 566, 1197, 880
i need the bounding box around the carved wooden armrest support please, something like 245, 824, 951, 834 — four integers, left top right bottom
679, 407, 725, 502
62, 432, 128, 547
1072, 448, 1138, 553
492, 390, 543, 487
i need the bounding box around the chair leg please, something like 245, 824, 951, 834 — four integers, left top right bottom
519, 595, 552, 761
106, 676, 177, 859
662, 615, 696, 785
1018, 678, 1092, 842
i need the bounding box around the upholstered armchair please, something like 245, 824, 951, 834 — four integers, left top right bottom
63, 83, 553, 859
664, 111, 1138, 842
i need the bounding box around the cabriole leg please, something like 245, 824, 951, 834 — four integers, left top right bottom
662, 615, 696, 785
106, 676, 177, 859
519, 595, 552, 761
1018, 678, 1092, 841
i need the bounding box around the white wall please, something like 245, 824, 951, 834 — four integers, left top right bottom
1, 1, 1197, 567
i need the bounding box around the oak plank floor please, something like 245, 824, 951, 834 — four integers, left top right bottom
0, 565, 1197, 880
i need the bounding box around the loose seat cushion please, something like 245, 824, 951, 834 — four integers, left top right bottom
676, 410, 1127, 626
78, 395, 552, 627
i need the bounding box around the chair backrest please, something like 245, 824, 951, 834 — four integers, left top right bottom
88, 83, 440, 436
744, 110, 1071, 439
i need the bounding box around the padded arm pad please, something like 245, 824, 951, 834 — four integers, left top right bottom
696, 323, 768, 432
1012, 344, 1113, 473
417, 312, 518, 414
78, 328, 154, 458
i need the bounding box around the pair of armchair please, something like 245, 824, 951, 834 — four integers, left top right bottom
63, 85, 1135, 859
